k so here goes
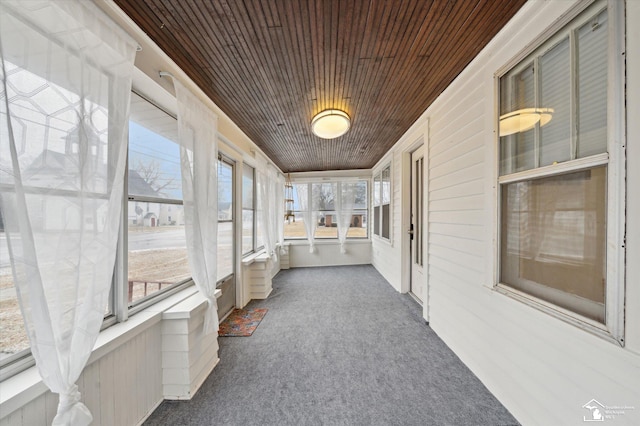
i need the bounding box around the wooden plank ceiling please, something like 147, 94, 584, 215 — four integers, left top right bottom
115, 0, 527, 172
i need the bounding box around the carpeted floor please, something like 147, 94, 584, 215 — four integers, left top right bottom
145, 265, 518, 426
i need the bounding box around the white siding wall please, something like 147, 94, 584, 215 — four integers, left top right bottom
372, 150, 404, 291
372, 1, 640, 425
289, 241, 371, 268
0, 322, 163, 426
0, 289, 226, 426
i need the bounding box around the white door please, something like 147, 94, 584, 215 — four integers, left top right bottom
409, 145, 425, 304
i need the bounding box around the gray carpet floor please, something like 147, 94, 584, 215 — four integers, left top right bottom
145, 265, 518, 426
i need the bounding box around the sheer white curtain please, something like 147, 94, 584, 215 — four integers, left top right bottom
257, 163, 283, 260
256, 165, 274, 259
337, 182, 357, 254
0, 1, 135, 424
296, 183, 317, 253
275, 171, 285, 252
174, 80, 219, 334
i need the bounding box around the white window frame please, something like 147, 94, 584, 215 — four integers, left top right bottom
283, 179, 370, 241
116, 90, 194, 321
493, 0, 626, 345
241, 163, 259, 256
373, 164, 392, 243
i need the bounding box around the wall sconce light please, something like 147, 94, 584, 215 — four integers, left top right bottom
311, 109, 351, 139
499, 107, 554, 136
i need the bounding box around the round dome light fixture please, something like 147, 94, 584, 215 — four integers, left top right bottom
499, 107, 554, 136
311, 109, 351, 139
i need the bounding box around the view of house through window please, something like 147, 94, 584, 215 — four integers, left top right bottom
127, 93, 189, 305
283, 180, 368, 239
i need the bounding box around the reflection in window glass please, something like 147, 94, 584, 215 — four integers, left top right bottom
540, 37, 571, 166
577, 9, 608, 158
501, 167, 607, 322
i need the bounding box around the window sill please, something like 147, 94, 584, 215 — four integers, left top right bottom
0, 286, 214, 418
241, 249, 271, 266
493, 283, 622, 346
285, 239, 371, 246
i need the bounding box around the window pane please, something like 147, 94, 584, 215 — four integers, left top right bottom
500, 63, 536, 174
381, 204, 391, 239
578, 9, 608, 158
256, 219, 265, 249
382, 167, 391, 204
315, 212, 338, 239
129, 93, 181, 200
347, 211, 368, 238
374, 206, 380, 236
242, 164, 254, 209
540, 37, 571, 166
217, 221, 233, 281
283, 212, 306, 239
313, 183, 336, 210
354, 181, 368, 209
500, 167, 606, 322
218, 161, 233, 221
127, 201, 189, 304
373, 175, 381, 206
0, 228, 30, 359
242, 165, 254, 254
242, 209, 254, 254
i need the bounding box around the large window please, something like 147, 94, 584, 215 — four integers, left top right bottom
283, 180, 368, 240
217, 156, 234, 280
373, 165, 391, 240
497, 0, 624, 341
242, 164, 256, 255
127, 93, 189, 305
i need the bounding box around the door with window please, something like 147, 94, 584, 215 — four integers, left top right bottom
410, 145, 426, 304
217, 156, 235, 319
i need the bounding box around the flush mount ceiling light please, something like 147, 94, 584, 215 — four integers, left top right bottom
311, 109, 351, 139
499, 107, 554, 136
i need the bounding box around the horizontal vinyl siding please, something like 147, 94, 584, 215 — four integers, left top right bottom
0, 324, 163, 426
371, 151, 402, 290
373, 1, 640, 425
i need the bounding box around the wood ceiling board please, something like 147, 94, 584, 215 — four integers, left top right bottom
115, 0, 527, 172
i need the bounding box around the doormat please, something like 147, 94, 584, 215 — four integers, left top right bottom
218, 308, 268, 336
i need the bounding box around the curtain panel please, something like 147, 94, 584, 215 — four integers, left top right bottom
173, 79, 220, 335
337, 182, 357, 254
0, 0, 136, 424
257, 163, 283, 260
296, 183, 317, 253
